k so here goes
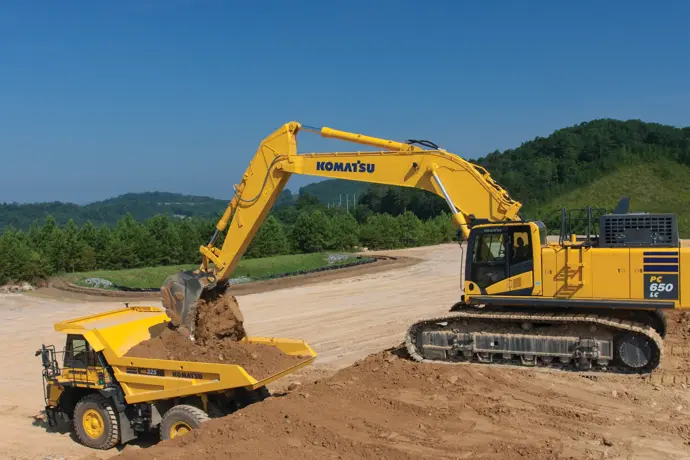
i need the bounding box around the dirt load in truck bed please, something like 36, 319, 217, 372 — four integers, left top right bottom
125, 292, 307, 380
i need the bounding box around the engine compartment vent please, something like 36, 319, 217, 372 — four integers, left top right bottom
599, 213, 678, 248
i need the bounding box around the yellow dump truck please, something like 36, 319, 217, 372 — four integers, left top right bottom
36, 305, 316, 449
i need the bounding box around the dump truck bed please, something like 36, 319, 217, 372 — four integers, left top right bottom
54, 306, 316, 404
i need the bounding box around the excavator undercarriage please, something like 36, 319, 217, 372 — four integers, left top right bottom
405, 307, 664, 374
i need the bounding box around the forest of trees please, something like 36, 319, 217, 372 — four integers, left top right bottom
0, 198, 457, 285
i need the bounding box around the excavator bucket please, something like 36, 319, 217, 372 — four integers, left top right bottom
160, 269, 210, 336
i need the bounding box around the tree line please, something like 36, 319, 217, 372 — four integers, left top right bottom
0, 205, 457, 285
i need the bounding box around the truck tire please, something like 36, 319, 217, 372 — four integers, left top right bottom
159, 405, 210, 441
73, 394, 120, 450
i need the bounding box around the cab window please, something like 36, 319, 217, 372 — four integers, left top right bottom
470, 226, 534, 289
509, 230, 533, 276
64, 335, 97, 368
475, 233, 506, 262
511, 231, 531, 263
471, 232, 508, 288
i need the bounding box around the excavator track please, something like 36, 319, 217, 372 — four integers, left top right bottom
405, 310, 663, 374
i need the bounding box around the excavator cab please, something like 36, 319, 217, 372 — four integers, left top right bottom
463, 221, 545, 297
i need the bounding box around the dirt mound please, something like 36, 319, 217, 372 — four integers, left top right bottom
126, 291, 306, 380
113, 344, 690, 460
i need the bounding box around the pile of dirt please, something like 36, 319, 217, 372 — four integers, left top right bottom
126, 291, 307, 380
113, 345, 690, 460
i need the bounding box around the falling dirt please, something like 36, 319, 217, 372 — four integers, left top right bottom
126, 291, 306, 380
194, 289, 247, 342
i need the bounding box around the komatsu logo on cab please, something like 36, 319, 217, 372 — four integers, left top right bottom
316, 160, 375, 173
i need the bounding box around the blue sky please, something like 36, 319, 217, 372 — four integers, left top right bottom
1, 0, 688, 204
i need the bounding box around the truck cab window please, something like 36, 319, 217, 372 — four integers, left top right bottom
64, 335, 96, 368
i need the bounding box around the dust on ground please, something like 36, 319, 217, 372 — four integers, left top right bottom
115, 259, 690, 460
126, 292, 307, 380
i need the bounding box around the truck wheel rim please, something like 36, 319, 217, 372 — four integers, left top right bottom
83, 409, 105, 438
170, 421, 192, 438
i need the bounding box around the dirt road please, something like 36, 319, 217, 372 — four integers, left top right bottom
3, 243, 690, 459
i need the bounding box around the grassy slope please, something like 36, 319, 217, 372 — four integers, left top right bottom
527, 160, 690, 238
59, 252, 361, 289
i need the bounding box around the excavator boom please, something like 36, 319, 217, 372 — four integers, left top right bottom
161, 121, 521, 334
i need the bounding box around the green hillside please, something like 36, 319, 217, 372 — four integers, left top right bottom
0, 185, 365, 230
477, 119, 690, 207
525, 159, 690, 238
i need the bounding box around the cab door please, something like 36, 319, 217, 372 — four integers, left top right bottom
62, 334, 103, 387
506, 227, 535, 294
467, 225, 535, 296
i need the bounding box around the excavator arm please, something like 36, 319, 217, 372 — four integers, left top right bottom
161, 121, 522, 334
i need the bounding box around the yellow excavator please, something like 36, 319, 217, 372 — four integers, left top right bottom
162, 121, 689, 374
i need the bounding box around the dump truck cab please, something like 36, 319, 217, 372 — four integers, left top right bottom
37, 306, 316, 450
38, 330, 129, 449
